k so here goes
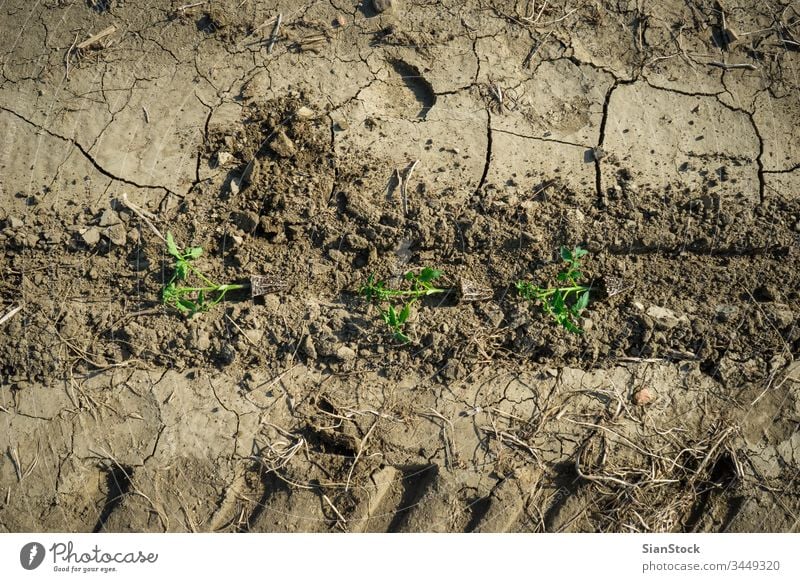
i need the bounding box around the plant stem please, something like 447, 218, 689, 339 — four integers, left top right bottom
378, 286, 446, 299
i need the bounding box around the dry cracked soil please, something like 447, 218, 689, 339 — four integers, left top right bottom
1, 0, 799, 533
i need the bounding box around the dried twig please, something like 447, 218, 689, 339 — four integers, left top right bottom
345, 419, 378, 491
0, 304, 22, 325
400, 159, 419, 217
120, 192, 166, 243
707, 61, 757, 70
322, 494, 348, 529
64, 32, 78, 80
268, 13, 282, 53
177, 1, 206, 11
76, 25, 117, 51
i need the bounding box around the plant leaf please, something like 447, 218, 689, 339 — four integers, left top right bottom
186, 246, 203, 260
176, 298, 196, 313
166, 232, 181, 259
419, 267, 442, 283
560, 247, 573, 262
398, 302, 411, 324
573, 246, 588, 259
575, 290, 590, 312
175, 260, 188, 281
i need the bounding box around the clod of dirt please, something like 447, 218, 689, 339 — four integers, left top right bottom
81, 227, 101, 246
632, 388, 655, 406
646, 305, 687, 330
373, 0, 394, 13
216, 151, 234, 167
232, 211, 259, 232
99, 209, 121, 227
336, 346, 356, 363
302, 336, 318, 360
295, 106, 315, 120
269, 130, 296, 158
104, 224, 127, 246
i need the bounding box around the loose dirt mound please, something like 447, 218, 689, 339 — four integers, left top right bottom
1, 0, 798, 532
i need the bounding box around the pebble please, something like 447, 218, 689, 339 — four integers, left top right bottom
269, 130, 296, 158
632, 388, 655, 406
295, 106, 315, 119
216, 151, 234, 166
302, 336, 318, 360
373, 0, 393, 13
345, 233, 369, 250
336, 346, 356, 362
99, 209, 121, 227
196, 331, 212, 351
104, 223, 127, 246
8, 216, 23, 229
646, 305, 686, 330
244, 329, 263, 345
714, 304, 739, 323
229, 177, 241, 195
81, 227, 101, 246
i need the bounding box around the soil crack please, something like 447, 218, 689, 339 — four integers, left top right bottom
0, 105, 177, 195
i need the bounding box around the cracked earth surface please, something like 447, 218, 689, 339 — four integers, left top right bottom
1, 0, 799, 532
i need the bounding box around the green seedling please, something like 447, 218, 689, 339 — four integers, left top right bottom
162, 232, 246, 315
360, 267, 446, 343
516, 246, 591, 334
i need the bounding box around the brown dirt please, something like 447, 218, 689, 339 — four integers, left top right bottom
1, 0, 799, 533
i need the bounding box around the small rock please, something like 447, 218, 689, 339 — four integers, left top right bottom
216, 151, 234, 166
269, 130, 296, 158
328, 248, 346, 263
302, 336, 317, 360
715, 304, 739, 323
373, 0, 393, 13
336, 346, 356, 362
104, 223, 127, 246
81, 227, 101, 246
773, 308, 795, 329
196, 331, 212, 351
8, 216, 23, 229
333, 14, 347, 27
229, 177, 241, 195
345, 233, 369, 250
632, 388, 655, 406
99, 209, 121, 227
646, 305, 686, 330
776, 433, 800, 465
244, 329, 263, 345
295, 106, 315, 119
478, 302, 505, 328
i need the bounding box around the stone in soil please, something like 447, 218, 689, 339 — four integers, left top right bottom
373, 0, 394, 13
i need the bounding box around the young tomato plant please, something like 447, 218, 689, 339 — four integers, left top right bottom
516, 246, 591, 334
360, 267, 446, 343
162, 232, 246, 315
